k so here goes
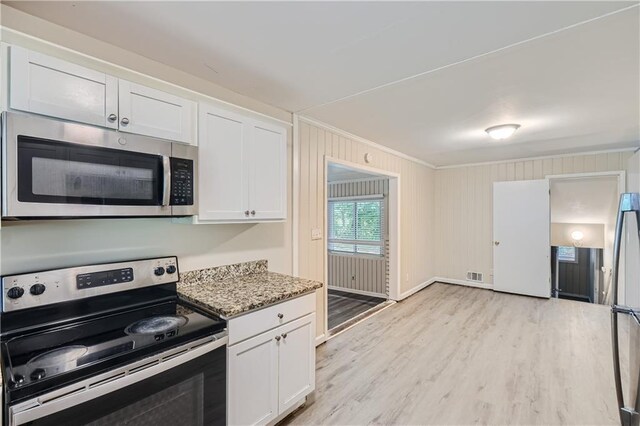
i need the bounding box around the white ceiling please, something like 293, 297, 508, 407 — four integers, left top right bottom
327, 163, 383, 183
5, 1, 640, 166
550, 176, 619, 224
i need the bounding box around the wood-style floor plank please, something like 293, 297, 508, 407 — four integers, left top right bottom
283, 283, 619, 425
328, 289, 386, 330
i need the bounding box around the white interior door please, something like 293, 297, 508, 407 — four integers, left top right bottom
493, 179, 550, 298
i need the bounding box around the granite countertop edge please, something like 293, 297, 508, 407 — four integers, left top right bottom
177, 270, 323, 319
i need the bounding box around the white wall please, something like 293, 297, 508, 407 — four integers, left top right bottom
297, 118, 436, 337
0, 5, 294, 277
434, 151, 633, 285
551, 223, 605, 248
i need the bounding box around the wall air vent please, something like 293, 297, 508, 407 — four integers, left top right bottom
466, 271, 484, 283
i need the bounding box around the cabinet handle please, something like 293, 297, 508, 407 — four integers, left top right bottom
244, 210, 250, 216
277, 313, 283, 319
251, 210, 256, 216
275, 335, 281, 341
121, 117, 130, 126
281, 333, 287, 339
108, 114, 117, 122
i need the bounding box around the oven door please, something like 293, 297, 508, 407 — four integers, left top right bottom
2, 111, 173, 218
7, 335, 227, 426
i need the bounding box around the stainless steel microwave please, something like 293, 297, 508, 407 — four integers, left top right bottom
1, 112, 197, 218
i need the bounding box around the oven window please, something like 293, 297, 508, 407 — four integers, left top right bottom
86, 375, 204, 426
17, 136, 163, 206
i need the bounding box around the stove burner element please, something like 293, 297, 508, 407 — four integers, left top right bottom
12, 374, 24, 385
28, 345, 88, 369
30, 368, 46, 381
125, 315, 188, 335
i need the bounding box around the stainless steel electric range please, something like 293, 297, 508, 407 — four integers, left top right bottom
0, 256, 227, 426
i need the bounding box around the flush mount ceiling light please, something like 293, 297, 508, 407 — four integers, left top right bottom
485, 124, 521, 140
571, 230, 584, 247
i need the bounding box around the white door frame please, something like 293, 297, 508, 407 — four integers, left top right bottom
546, 170, 626, 303
323, 157, 401, 338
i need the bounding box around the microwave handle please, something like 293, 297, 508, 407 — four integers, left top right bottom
162, 155, 171, 207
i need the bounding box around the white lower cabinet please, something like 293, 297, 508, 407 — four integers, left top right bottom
228, 328, 280, 426
276, 315, 316, 414
227, 296, 316, 426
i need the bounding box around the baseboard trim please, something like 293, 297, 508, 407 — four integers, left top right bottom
397, 278, 438, 300
328, 286, 387, 299
435, 277, 494, 290
315, 333, 327, 347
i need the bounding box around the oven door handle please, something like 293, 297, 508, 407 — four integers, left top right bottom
161, 155, 171, 207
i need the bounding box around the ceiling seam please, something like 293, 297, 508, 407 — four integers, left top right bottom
297, 3, 640, 114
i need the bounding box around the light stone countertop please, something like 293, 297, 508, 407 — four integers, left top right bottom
177, 260, 322, 319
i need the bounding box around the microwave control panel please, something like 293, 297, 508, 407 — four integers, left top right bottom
170, 157, 194, 206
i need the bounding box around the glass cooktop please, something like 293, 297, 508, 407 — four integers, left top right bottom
2, 300, 225, 403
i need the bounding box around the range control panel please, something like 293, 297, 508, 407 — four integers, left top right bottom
1, 256, 179, 313
77, 268, 134, 289
170, 157, 194, 206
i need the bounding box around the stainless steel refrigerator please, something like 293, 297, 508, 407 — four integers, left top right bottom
612, 192, 640, 426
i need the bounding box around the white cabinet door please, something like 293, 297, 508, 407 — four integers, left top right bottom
228, 330, 279, 426
118, 80, 195, 143
277, 313, 316, 414
198, 104, 249, 221
9, 45, 118, 128
247, 121, 287, 220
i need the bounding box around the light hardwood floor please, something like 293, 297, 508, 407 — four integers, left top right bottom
284, 283, 618, 425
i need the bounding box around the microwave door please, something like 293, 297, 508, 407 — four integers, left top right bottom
2, 112, 173, 218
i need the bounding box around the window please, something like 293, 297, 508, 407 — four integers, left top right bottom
557, 246, 576, 262
328, 198, 383, 256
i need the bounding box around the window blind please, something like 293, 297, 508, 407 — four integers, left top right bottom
328, 198, 384, 256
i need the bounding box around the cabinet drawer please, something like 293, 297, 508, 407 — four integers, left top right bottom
228, 292, 315, 346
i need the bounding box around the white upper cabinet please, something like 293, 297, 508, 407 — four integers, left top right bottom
9, 45, 118, 129
8, 46, 196, 144
118, 80, 195, 143
198, 105, 248, 221
248, 122, 287, 220
198, 102, 287, 223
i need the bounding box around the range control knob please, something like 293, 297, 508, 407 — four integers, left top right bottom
7, 287, 24, 299
166, 265, 177, 274
30, 368, 46, 381
30, 284, 46, 296
154, 267, 165, 276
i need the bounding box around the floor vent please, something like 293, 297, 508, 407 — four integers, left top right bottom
466, 271, 484, 283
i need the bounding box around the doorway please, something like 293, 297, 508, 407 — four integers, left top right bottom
549, 172, 624, 305
324, 158, 399, 336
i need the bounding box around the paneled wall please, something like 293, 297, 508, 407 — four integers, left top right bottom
434, 151, 633, 284
328, 254, 386, 296
297, 118, 436, 337
327, 178, 388, 297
